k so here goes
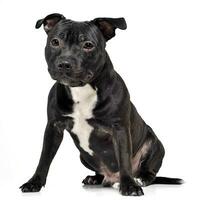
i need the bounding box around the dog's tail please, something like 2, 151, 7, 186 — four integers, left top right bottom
152, 177, 184, 185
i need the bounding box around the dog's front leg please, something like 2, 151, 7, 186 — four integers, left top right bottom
113, 123, 144, 196
20, 120, 64, 192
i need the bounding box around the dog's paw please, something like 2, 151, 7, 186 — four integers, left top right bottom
120, 176, 144, 196
82, 174, 104, 185
20, 176, 43, 192
102, 180, 113, 187
120, 184, 144, 196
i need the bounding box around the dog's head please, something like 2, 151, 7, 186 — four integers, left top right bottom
36, 13, 127, 87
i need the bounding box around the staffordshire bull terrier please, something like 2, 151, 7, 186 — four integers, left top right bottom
20, 13, 183, 196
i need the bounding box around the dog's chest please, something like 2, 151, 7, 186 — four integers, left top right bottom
67, 84, 97, 155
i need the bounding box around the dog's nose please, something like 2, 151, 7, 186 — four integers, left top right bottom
57, 61, 71, 71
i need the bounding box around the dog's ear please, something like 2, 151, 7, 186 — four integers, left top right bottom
92, 17, 127, 41
35, 13, 65, 33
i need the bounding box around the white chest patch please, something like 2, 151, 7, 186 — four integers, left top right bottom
66, 84, 97, 155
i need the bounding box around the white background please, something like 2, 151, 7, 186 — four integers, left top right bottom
0, 0, 199, 199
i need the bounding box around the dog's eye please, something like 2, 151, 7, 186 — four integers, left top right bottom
51, 38, 60, 47
83, 41, 95, 51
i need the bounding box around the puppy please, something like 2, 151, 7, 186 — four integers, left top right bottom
20, 13, 183, 196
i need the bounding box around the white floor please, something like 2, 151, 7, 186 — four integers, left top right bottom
0, 178, 195, 200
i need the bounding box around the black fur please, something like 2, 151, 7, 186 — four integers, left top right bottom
20, 13, 183, 196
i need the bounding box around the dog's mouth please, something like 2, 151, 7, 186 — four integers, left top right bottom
49, 70, 91, 87
60, 78, 85, 87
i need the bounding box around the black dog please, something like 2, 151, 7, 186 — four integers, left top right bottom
20, 13, 183, 196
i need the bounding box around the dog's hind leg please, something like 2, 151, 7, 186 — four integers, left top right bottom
80, 155, 104, 185
135, 139, 165, 187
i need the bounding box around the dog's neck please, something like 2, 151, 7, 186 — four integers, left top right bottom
91, 52, 115, 88
56, 51, 116, 108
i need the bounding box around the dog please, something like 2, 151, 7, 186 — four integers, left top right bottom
20, 13, 183, 196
